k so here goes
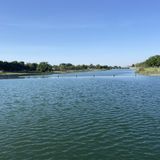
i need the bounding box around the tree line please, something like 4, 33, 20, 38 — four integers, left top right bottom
133, 55, 160, 67
0, 60, 122, 72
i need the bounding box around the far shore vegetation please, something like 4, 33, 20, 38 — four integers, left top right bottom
0, 61, 122, 78
132, 55, 160, 75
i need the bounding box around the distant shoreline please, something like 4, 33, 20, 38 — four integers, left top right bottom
0, 69, 109, 79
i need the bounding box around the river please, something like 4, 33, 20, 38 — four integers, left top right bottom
0, 69, 160, 160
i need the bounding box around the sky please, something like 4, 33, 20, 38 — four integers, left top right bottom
0, 0, 160, 66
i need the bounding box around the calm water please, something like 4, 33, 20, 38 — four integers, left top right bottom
0, 69, 160, 160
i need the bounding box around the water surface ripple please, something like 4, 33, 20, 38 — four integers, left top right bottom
0, 70, 160, 160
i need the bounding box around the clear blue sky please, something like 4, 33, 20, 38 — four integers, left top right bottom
0, 0, 160, 66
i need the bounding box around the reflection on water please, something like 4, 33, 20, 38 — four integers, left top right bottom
25, 69, 137, 79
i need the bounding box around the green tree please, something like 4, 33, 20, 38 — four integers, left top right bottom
37, 62, 52, 72
26, 63, 38, 71
145, 55, 160, 67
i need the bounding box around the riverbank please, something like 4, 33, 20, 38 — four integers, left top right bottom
136, 67, 160, 76
0, 69, 109, 79
0, 72, 53, 79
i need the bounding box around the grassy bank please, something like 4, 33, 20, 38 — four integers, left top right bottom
136, 67, 160, 76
